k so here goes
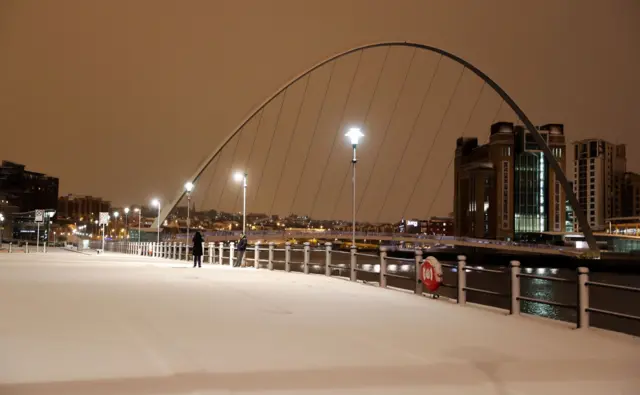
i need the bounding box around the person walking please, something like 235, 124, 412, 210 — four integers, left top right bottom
192, 231, 204, 268
235, 234, 247, 267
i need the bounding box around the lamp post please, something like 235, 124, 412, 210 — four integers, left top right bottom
113, 211, 119, 239
134, 208, 141, 243
345, 127, 364, 248
185, 182, 194, 244
124, 207, 130, 240
234, 171, 247, 235
151, 199, 160, 245
0, 213, 4, 246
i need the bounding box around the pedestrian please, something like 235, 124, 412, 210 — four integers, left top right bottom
192, 231, 203, 268
235, 234, 247, 267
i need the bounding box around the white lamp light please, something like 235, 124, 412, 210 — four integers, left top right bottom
345, 127, 364, 146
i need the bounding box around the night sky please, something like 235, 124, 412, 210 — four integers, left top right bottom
1, 0, 638, 222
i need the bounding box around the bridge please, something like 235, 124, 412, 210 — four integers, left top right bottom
169, 230, 582, 256
1, 249, 638, 394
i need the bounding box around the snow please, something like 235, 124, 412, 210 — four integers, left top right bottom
1, 250, 639, 395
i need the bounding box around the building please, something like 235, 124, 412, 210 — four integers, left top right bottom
399, 217, 453, 236
0, 160, 59, 212
622, 172, 640, 217
57, 194, 111, 222
572, 139, 626, 230
454, 122, 567, 240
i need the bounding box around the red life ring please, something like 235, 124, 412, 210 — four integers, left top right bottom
420, 256, 443, 292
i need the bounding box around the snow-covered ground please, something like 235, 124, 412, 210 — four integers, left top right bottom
1, 251, 639, 395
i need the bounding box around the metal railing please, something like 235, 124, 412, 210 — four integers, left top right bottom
113, 240, 640, 333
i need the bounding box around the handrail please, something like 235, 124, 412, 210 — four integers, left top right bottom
518, 273, 576, 283
517, 296, 576, 310
463, 267, 505, 274
586, 281, 640, 293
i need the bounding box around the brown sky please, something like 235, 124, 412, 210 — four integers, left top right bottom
0, 0, 638, 222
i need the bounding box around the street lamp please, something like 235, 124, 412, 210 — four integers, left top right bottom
124, 207, 130, 240
185, 182, 194, 245
234, 171, 247, 235
0, 213, 4, 245
134, 208, 141, 243
151, 199, 160, 244
345, 127, 364, 248
113, 211, 119, 239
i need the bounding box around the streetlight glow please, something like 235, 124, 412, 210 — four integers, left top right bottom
151, 199, 160, 208
124, 207, 130, 214
114, 211, 119, 219
233, 172, 244, 182
184, 182, 194, 193
345, 127, 364, 146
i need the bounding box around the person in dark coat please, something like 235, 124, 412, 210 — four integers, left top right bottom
235, 234, 248, 267
192, 231, 204, 268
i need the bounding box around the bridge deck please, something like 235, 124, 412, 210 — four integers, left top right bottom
1, 251, 638, 394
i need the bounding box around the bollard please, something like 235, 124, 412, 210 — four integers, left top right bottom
510, 261, 521, 315
8, 242, 12, 253
268, 242, 275, 270
350, 245, 357, 282
284, 242, 291, 272
325, 242, 332, 276
414, 248, 423, 295
218, 242, 224, 265
303, 242, 310, 274
26, 241, 29, 254
577, 267, 590, 329
250, 241, 258, 268
457, 255, 466, 305
379, 246, 387, 288
229, 242, 235, 266
209, 242, 214, 264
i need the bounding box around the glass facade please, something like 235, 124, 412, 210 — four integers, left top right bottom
514, 152, 548, 233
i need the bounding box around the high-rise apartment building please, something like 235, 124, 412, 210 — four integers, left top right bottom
57, 194, 111, 221
572, 140, 626, 230
0, 160, 59, 212
454, 122, 567, 240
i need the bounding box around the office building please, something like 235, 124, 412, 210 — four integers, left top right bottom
623, 172, 640, 217
454, 122, 567, 240
0, 160, 59, 212
57, 194, 111, 222
572, 140, 626, 230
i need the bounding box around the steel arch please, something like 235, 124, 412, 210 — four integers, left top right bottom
154, 41, 597, 251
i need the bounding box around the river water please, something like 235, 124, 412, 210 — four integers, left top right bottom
238, 248, 640, 337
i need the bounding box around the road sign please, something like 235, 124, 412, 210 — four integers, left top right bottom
420, 256, 443, 292
99, 212, 109, 225
34, 210, 44, 223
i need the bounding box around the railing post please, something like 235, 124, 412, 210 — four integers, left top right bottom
379, 246, 388, 288
209, 242, 214, 264
350, 245, 357, 282
457, 255, 466, 305
325, 242, 332, 276
229, 242, 235, 266
8, 242, 11, 253
414, 248, 423, 295
170, 242, 175, 259
25, 242, 29, 254
577, 267, 590, 329
510, 260, 521, 315
285, 242, 291, 272
186, 243, 189, 262
254, 241, 260, 269
303, 242, 310, 274
218, 242, 224, 265
178, 243, 182, 260
268, 242, 275, 270
202, 241, 205, 263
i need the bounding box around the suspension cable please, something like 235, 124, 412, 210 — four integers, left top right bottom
308, 50, 364, 218
251, 88, 289, 208
371, 55, 443, 221
328, 46, 391, 219
232, 108, 265, 212
288, 61, 337, 215
396, 65, 466, 221
267, 74, 311, 216
424, 81, 486, 219
348, 48, 416, 218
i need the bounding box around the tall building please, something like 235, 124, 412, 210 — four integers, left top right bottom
57, 194, 111, 222
572, 140, 626, 230
454, 122, 567, 240
0, 160, 59, 212
623, 172, 640, 217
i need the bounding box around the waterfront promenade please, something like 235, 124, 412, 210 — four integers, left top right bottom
1, 251, 639, 394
